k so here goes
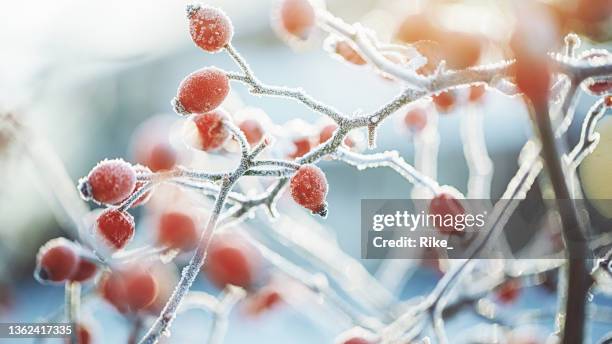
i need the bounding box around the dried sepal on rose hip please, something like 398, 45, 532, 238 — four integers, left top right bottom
35, 238, 79, 283
203, 234, 260, 290
276, 0, 316, 40
95, 208, 135, 251
189, 109, 232, 151
187, 3, 233, 53
99, 265, 158, 313
290, 164, 328, 217
157, 211, 198, 251
173, 67, 230, 115
78, 159, 137, 205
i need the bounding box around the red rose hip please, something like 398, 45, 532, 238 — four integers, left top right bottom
192, 109, 231, 151
79, 159, 137, 205
174, 67, 229, 115
290, 164, 328, 216
70, 259, 98, 283
187, 4, 233, 53
95, 209, 135, 250
35, 238, 79, 283
100, 266, 158, 313
239, 119, 264, 145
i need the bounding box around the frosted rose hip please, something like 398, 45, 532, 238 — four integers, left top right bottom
188, 5, 233, 53
335, 41, 366, 65
79, 159, 136, 205
95, 209, 135, 250
290, 164, 328, 216
174, 67, 229, 115
192, 109, 231, 151
278, 0, 315, 39
36, 238, 79, 283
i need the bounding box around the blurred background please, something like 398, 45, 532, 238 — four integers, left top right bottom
0, 0, 611, 343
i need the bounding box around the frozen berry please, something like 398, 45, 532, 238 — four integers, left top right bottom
290, 164, 328, 216
192, 109, 231, 151
319, 124, 353, 147
95, 209, 135, 250
174, 67, 229, 115
187, 5, 233, 53
36, 238, 79, 283
79, 159, 136, 205
496, 279, 522, 304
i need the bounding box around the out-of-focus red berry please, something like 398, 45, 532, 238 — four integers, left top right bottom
188, 5, 233, 53
147, 143, 177, 172
496, 279, 522, 304
79, 159, 136, 205
100, 267, 158, 313
290, 164, 328, 216
413, 40, 443, 76
469, 84, 487, 103
605, 95, 612, 108
335, 41, 366, 65
95, 209, 135, 250
432, 91, 455, 113
319, 124, 354, 147
204, 235, 260, 289
192, 109, 231, 151
69, 259, 98, 283
278, 0, 315, 40
244, 288, 283, 316
429, 193, 465, 235
289, 137, 312, 159
36, 238, 79, 283
174, 67, 229, 115
403, 108, 427, 132
437, 32, 482, 70
157, 211, 198, 251
65, 324, 92, 344
395, 14, 437, 43
343, 338, 373, 344
510, 4, 558, 105
239, 119, 264, 145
